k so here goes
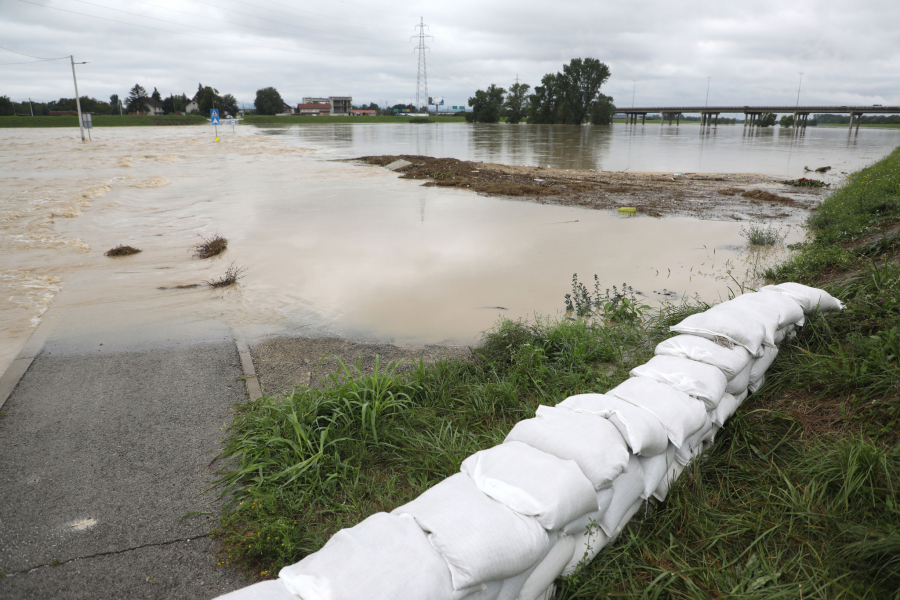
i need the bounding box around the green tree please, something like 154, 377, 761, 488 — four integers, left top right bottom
590, 94, 615, 124
254, 87, 284, 116
526, 58, 612, 125
151, 87, 162, 103
109, 94, 121, 115
0, 95, 14, 116
126, 84, 148, 113
558, 58, 611, 124
467, 84, 505, 123
50, 96, 111, 114
503, 82, 531, 124
196, 84, 223, 115
527, 73, 563, 124
759, 112, 777, 127
779, 115, 795, 127
220, 94, 239, 116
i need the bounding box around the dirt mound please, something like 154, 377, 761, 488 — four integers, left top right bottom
741, 189, 795, 203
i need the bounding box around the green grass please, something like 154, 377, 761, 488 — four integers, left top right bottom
241, 115, 466, 125
212, 144, 900, 597
0, 115, 207, 127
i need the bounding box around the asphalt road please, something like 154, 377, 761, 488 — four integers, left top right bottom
0, 321, 249, 599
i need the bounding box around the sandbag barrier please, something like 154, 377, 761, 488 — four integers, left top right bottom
217, 282, 844, 600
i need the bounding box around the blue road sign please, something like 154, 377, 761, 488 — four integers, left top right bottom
210, 109, 220, 124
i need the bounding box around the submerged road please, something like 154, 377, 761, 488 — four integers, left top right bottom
0, 320, 247, 599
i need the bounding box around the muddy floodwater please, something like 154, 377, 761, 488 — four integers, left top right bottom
1, 124, 895, 374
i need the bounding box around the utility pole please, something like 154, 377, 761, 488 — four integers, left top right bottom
172, 92, 176, 115
631, 80, 636, 108
411, 17, 432, 112
70, 55, 88, 142
796, 72, 804, 107
705, 77, 712, 108
28, 98, 33, 117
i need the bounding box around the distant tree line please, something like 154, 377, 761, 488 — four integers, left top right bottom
815, 113, 900, 125
1, 81, 241, 117
467, 58, 616, 125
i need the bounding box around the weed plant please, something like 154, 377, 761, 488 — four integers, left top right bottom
205, 263, 246, 288
213, 145, 900, 597
740, 223, 787, 246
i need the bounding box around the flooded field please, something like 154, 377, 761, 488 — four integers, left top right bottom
1, 124, 893, 374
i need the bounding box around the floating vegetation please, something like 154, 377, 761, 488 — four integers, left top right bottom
192, 233, 228, 259
204, 263, 246, 288
104, 244, 142, 257
157, 283, 201, 290
779, 178, 830, 188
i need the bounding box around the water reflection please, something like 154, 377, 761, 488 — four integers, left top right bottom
269, 122, 898, 179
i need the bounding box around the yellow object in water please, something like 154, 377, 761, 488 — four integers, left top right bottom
215, 137, 220, 142
618, 207, 636, 213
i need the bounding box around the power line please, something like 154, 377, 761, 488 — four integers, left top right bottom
14, 0, 406, 58
0, 44, 67, 61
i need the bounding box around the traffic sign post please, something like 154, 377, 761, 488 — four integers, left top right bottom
82, 113, 93, 140
210, 109, 220, 141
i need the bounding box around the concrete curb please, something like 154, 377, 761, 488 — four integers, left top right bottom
0, 319, 51, 412
234, 334, 263, 401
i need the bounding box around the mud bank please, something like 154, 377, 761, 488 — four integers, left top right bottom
358, 155, 828, 221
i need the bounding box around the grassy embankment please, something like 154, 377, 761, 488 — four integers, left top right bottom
212, 147, 900, 597
0, 115, 207, 127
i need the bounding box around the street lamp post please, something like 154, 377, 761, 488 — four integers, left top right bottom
705, 77, 712, 107
796, 72, 804, 107
631, 80, 636, 108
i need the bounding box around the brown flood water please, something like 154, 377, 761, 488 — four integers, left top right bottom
0, 127, 802, 374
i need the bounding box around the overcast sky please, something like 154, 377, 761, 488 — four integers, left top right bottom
2, 0, 899, 110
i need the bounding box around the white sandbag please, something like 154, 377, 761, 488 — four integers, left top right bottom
712, 393, 740, 427
675, 415, 713, 466
392, 473, 551, 590
562, 487, 613, 536
652, 460, 686, 502
773, 324, 796, 345
599, 454, 645, 536
638, 444, 677, 500
735, 389, 749, 405
726, 361, 751, 395
504, 405, 629, 490
749, 345, 778, 388
459, 581, 503, 600
655, 334, 753, 380
630, 355, 727, 410
760, 282, 845, 314
611, 497, 644, 537
727, 291, 806, 329
562, 524, 609, 576
670, 307, 768, 357
516, 535, 577, 600
606, 377, 709, 448
460, 442, 598, 532
279, 512, 476, 600
708, 300, 780, 350
558, 393, 669, 457
214, 580, 297, 600
749, 373, 766, 393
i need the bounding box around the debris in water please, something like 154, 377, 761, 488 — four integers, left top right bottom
204, 263, 246, 288
804, 166, 832, 173
191, 233, 228, 259
104, 245, 142, 257
778, 178, 829, 188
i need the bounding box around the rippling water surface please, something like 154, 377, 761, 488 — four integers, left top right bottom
1, 124, 895, 373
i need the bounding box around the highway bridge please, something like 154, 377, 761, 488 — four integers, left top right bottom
618, 105, 900, 130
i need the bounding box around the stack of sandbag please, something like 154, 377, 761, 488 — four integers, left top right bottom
215, 283, 843, 600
